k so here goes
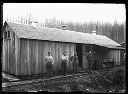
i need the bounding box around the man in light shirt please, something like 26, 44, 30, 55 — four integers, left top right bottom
45, 52, 54, 77
61, 52, 68, 76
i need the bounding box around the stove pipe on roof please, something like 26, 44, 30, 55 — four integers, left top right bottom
30, 21, 38, 27
92, 30, 96, 35
62, 25, 66, 30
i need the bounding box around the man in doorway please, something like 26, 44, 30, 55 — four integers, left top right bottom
45, 52, 54, 77
93, 52, 97, 70
72, 52, 79, 74
87, 51, 94, 70
61, 52, 68, 76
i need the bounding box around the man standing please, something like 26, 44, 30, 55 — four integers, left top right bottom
61, 52, 68, 76
87, 51, 94, 70
45, 52, 54, 77
72, 52, 79, 74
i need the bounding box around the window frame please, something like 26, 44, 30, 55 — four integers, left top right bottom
4, 30, 11, 40
4, 31, 7, 39
7, 30, 11, 39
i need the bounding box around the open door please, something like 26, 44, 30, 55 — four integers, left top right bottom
76, 43, 83, 68
82, 45, 92, 69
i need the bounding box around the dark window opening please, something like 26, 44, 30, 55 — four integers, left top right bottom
8, 31, 10, 38
76, 43, 83, 68
4, 30, 11, 39
4, 32, 7, 39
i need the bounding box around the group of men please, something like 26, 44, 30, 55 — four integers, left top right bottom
45, 52, 79, 77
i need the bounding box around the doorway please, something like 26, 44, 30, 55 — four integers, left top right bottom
76, 43, 83, 68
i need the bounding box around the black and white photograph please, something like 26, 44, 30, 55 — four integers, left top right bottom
2, 3, 126, 93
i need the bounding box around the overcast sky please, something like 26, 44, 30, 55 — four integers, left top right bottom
3, 3, 126, 24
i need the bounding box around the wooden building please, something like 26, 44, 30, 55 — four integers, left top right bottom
119, 42, 126, 65
2, 21, 124, 76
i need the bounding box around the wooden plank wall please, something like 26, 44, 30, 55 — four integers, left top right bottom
2, 38, 5, 71
3, 25, 16, 74
3, 40, 7, 71
92, 45, 110, 60
19, 39, 75, 75
92, 45, 121, 67
108, 49, 121, 65
15, 34, 19, 75
2, 24, 21, 75
120, 50, 125, 65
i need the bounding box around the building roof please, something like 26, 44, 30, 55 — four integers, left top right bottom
120, 42, 125, 45
119, 42, 125, 49
5, 21, 122, 49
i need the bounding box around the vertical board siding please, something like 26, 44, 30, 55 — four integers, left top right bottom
29, 40, 36, 75
70, 44, 75, 70
6, 40, 9, 72
10, 34, 12, 73
2, 39, 5, 71
29, 40, 33, 74
35, 41, 39, 74
8, 40, 9, 72
43, 41, 48, 73
3, 40, 5, 71
82, 45, 86, 69
20, 40, 23, 75
51, 42, 56, 71
27, 40, 30, 75
118, 51, 120, 64
20, 39, 28, 75
11, 31, 16, 74
32, 40, 36, 74
116, 50, 120, 65
25, 40, 28, 75
12, 33, 15, 74
18, 39, 21, 75
42, 41, 46, 73
38, 40, 43, 74
6, 40, 8, 72
68, 44, 71, 70
3, 25, 20, 75
66, 43, 69, 69
4, 32, 122, 76
19, 39, 75, 75
58, 42, 61, 70
55, 43, 58, 70
7, 40, 9, 72
6, 40, 8, 71
108, 50, 121, 66
29, 40, 32, 75
119, 51, 120, 64
4, 40, 7, 71
120, 50, 125, 65
15, 34, 18, 75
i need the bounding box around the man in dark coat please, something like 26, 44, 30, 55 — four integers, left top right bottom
72, 52, 79, 74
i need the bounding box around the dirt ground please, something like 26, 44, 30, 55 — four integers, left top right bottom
2, 66, 126, 93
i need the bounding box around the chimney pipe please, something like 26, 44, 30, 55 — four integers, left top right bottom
62, 25, 66, 30
92, 30, 96, 35
30, 21, 38, 27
